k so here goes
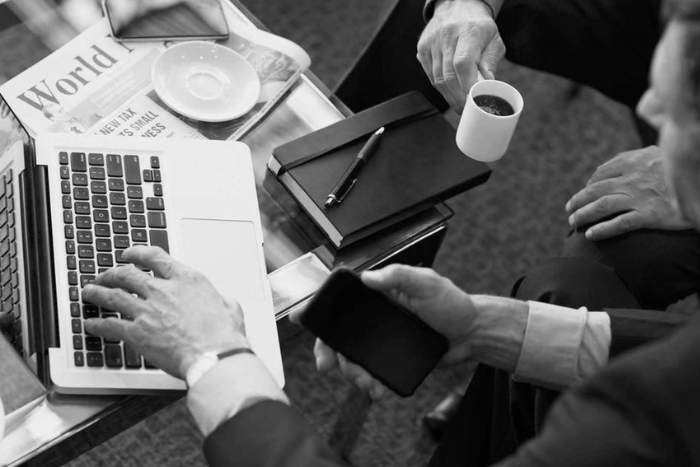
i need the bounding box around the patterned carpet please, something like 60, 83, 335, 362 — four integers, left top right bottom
65, 0, 641, 466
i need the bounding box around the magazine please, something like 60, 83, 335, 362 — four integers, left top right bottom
0, 1, 311, 141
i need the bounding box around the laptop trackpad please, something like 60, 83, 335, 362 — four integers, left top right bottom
180, 219, 265, 303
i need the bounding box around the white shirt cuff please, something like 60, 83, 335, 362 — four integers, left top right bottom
514, 301, 588, 390
186, 354, 289, 437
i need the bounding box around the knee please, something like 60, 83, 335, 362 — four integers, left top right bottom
511, 257, 640, 310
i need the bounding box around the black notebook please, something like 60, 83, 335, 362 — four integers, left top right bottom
268, 91, 492, 249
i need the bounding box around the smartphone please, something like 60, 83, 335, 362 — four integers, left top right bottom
297, 268, 449, 397
103, 0, 229, 42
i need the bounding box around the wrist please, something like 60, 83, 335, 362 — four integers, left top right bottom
469, 295, 528, 372
182, 335, 250, 385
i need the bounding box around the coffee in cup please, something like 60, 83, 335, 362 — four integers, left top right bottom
456, 80, 524, 162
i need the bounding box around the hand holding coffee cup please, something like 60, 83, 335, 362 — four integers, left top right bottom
456, 79, 524, 162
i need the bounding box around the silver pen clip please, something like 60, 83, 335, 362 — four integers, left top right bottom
337, 178, 358, 203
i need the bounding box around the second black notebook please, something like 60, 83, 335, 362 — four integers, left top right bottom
268, 91, 492, 249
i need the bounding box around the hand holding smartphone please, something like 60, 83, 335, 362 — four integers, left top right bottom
296, 268, 448, 397
103, 0, 229, 42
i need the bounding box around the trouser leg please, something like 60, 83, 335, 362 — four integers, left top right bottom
334, 0, 449, 113
563, 229, 700, 310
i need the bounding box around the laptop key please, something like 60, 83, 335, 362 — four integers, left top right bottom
90, 167, 106, 180
77, 230, 93, 244
68, 271, 78, 286
66, 240, 76, 255
74, 352, 85, 367
86, 352, 104, 367
59, 152, 69, 165
70, 152, 87, 172
61, 181, 71, 194
70, 303, 80, 317
149, 230, 170, 253
106, 154, 123, 177
104, 344, 124, 368
72, 173, 88, 186
76, 216, 92, 229
95, 224, 111, 237
108, 178, 125, 191
79, 260, 96, 274
153, 184, 163, 196
130, 214, 146, 228
88, 153, 104, 166
85, 336, 102, 351
146, 197, 164, 210
97, 253, 114, 267
92, 195, 108, 208
131, 229, 147, 242
73, 335, 83, 350
67, 255, 77, 270
78, 245, 94, 258
83, 305, 99, 319
147, 212, 166, 229
80, 275, 96, 287
74, 202, 90, 215
96, 238, 112, 251
124, 344, 142, 368
127, 186, 143, 199
71, 319, 82, 334
124, 156, 141, 185
64, 225, 74, 239
114, 235, 130, 249
91, 181, 107, 194
113, 221, 129, 234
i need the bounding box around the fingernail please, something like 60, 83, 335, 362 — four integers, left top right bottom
568, 214, 575, 227
585, 229, 593, 239
565, 200, 571, 212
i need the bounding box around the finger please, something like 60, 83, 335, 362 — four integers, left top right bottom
314, 339, 338, 373
84, 316, 134, 342
416, 36, 434, 85
82, 283, 150, 319
568, 194, 632, 229
453, 37, 481, 95
565, 178, 623, 214
478, 33, 505, 80
432, 46, 456, 108
585, 211, 643, 241
337, 354, 376, 393
121, 246, 184, 279
93, 263, 160, 297
586, 159, 625, 186
362, 264, 438, 299
441, 41, 467, 111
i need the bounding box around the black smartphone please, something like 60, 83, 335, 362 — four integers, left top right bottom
103, 0, 229, 42
297, 268, 449, 397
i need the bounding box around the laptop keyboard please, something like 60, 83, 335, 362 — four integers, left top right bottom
61, 151, 169, 369
0, 168, 21, 353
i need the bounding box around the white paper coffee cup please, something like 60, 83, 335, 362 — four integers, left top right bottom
456, 80, 524, 162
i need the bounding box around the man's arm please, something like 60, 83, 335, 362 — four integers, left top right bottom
204, 401, 347, 467
423, 0, 505, 22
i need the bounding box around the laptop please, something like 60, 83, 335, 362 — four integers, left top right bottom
0, 92, 283, 394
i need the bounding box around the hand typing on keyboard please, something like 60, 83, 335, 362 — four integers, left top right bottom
82, 246, 250, 379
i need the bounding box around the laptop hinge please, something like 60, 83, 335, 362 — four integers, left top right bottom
20, 165, 57, 384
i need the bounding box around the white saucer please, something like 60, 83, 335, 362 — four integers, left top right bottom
152, 41, 261, 122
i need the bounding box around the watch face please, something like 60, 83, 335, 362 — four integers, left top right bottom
185, 352, 219, 388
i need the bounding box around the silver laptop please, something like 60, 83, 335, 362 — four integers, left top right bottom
0, 92, 283, 394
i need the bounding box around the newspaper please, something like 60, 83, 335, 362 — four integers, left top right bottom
0, 1, 311, 141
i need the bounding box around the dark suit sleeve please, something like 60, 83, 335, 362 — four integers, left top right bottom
203, 400, 348, 467
604, 307, 689, 356
493, 315, 700, 467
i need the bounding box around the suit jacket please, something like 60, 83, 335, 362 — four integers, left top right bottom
203, 313, 700, 467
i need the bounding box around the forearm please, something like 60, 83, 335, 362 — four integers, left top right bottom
469, 295, 528, 373
424, 0, 506, 22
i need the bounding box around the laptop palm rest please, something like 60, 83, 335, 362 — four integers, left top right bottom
180, 218, 265, 303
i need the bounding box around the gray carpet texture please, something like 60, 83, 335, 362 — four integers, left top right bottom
65, 0, 641, 466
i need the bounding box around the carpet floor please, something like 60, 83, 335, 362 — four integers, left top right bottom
65, 0, 641, 466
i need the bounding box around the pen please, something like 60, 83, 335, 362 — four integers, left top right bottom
325, 127, 385, 208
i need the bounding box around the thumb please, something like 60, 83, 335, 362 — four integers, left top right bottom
361, 264, 439, 299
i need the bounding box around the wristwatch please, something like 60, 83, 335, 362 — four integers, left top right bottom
185, 348, 255, 388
